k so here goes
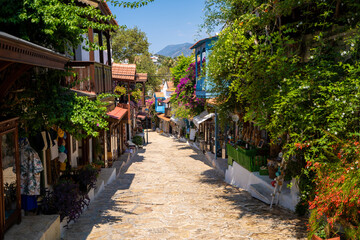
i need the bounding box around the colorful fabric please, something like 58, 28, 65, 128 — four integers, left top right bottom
58, 145, 65, 153
57, 128, 64, 138
20, 144, 43, 195
21, 195, 38, 211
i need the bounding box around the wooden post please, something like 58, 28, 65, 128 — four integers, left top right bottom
127, 81, 132, 139
142, 82, 145, 106
99, 31, 104, 64
88, 28, 94, 61
106, 32, 112, 66
103, 130, 107, 167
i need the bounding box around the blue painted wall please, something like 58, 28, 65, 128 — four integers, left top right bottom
191, 37, 218, 99
154, 94, 165, 113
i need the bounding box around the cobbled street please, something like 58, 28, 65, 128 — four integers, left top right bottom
64, 131, 306, 240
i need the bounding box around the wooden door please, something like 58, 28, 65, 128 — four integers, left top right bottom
0, 118, 21, 239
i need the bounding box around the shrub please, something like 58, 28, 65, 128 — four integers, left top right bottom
132, 135, 143, 146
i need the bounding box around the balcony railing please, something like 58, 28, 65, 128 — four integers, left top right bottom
67, 61, 112, 94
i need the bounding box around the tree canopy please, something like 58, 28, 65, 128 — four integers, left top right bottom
135, 54, 159, 93
0, 0, 154, 53
112, 26, 150, 63
203, 0, 360, 237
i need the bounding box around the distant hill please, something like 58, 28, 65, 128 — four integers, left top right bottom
156, 43, 193, 58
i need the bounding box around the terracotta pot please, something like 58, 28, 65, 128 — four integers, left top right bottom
312, 234, 340, 240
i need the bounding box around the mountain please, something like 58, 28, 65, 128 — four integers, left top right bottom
156, 43, 193, 58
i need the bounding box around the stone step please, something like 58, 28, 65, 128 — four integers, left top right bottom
248, 183, 273, 205
5, 215, 60, 240
94, 168, 116, 197
97, 168, 116, 186
94, 179, 104, 197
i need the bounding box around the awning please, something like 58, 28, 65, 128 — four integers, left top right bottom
170, 116, 184, 126
137, 115, 146, 120
107, 107, 127, 121
192, 111, 215, 128
155, 92, 164, 98
158, 114, 170, 122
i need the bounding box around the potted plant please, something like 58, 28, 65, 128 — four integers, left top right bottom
92, 159, 103, 170
75, 164, 99, 194
4, 182, 17, 209
310, 217, 340, 240
132, 135, 143, 146
53, 179, 90, 226
114, 86, 127, 96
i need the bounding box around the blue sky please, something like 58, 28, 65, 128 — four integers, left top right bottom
109, 0, 212, 54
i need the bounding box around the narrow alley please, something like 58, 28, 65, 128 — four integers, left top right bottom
63, 132, 306, 240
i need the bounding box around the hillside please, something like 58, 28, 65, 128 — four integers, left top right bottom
156, 43, 193, 58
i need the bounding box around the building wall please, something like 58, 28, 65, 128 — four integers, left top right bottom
70, 135, 79, 168
155, 97, 165, 113
89, 138, 93, 163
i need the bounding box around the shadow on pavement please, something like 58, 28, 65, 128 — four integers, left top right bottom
198, 169, 307, 239
64, 173, 137, 239
64, 147, 152, 239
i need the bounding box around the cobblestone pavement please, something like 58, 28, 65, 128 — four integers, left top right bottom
64, 131, 307, 240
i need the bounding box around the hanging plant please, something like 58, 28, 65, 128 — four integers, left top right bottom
131, 89, 142, 101
114, 86, 127, 96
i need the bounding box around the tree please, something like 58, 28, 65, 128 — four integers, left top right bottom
112, 26, 149, 63
0, 0, 155, 138
0, 0, 154, 53
135, 54, 159, 93
203, 0, 360, 238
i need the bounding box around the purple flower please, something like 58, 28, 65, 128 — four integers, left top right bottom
97, 123, 99, 127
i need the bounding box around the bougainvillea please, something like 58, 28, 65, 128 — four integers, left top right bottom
171, 61, 205, 119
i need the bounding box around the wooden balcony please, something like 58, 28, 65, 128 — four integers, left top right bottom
66, 61, 112, 94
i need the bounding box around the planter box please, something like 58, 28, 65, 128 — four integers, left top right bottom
226, 144, 266, 172
312, 234, 340, 240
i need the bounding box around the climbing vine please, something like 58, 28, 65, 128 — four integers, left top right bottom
171, 61, 205, 119
204, 0, 360, 238
0, 69, 109, 139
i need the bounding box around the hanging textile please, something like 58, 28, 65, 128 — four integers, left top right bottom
20, 140, 44, 195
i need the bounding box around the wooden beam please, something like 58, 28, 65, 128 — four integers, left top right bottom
0, 64, 32, 99
105, 31, 112, 66
99, 31, 104, 64
0, 61, 13, 72
0, 32, 69, 70
88, 28, 95, 62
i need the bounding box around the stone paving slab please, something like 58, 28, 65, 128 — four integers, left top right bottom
63, 131, 307, 240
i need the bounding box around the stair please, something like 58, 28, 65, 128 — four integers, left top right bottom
94, 168, 116, 197
248, 183, 273, 205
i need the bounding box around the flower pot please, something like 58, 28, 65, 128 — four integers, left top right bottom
312, 234, 340, 240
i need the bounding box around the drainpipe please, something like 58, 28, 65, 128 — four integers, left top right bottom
215, 109, 218, 160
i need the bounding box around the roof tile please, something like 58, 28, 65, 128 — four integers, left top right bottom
112, 63, 136, 81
